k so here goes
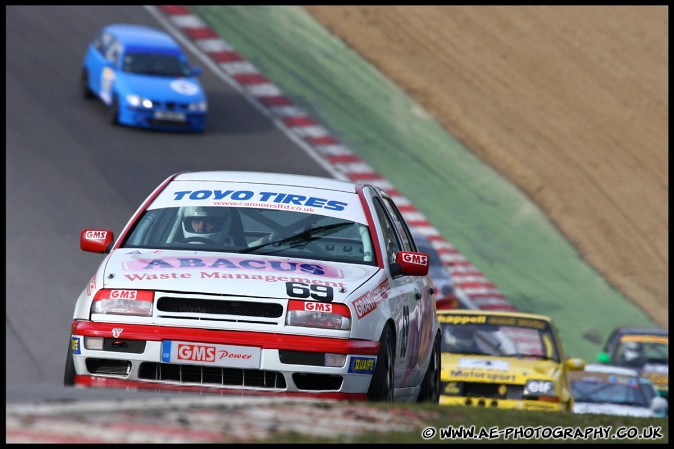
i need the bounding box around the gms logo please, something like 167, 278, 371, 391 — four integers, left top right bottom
177, 343, 216, 362
348, 356, 376, 374
402, 252, 428, 266
85, 230, 108, 240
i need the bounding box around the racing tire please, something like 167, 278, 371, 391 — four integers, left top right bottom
367, 325, 395, 402
416, 334, 441, 404
63, 339, 75, 386
80, 69, 94, 99
111, 95, 120, 125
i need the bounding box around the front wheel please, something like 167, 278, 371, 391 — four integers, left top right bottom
368, 326, 395, 402
417, 334, 440, 403
110, 95, 120, 125
63, 339, 75, 386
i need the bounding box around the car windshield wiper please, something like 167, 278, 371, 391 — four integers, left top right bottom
239, 222, 352, 254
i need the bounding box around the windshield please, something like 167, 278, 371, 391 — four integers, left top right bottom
123, 52, 192, 77
439, 314, 561, 362
571, 377, 652, 408
614, 338, 668, 368
122, 205, 376, 266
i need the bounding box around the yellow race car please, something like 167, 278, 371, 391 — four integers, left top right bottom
438, 310, 585, 412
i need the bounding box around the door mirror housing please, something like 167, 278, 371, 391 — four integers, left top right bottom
390, 251, 430, 277
80, 229, 114, 253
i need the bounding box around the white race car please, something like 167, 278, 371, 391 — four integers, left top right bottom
65, 171, 441, 403
570, 364, 668, 417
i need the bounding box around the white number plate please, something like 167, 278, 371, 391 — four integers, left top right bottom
155, 110, 186, 121
161, 341, 261, 368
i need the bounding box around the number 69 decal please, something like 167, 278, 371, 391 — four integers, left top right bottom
285, 282, 334, 302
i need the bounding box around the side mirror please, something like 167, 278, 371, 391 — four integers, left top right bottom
80, 229, 114, 253
566, 358, 586, 371
597, 352, 611, 364
651, 396, 668, 416
390, 251, 430, 277
435, 295, 459, 310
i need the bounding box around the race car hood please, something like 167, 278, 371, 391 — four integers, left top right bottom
573, 402, 655, 417
440, 353, 562, 385
119, 74, 205, 101
100, 249, 378, 302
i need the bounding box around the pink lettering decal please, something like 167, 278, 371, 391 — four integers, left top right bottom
123, 257, 344, 278
86, 276, 96, 296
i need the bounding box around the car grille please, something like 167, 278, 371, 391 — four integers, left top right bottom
157, 297, 283, 317
151, 100, 190, 111
154, 295, 284, 325
138, 362, 287, 390
145, 101, 196, 127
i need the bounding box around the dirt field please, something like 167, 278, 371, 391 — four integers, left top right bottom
305, 6, 668, 328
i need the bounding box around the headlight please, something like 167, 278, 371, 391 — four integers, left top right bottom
188, 101, 208, 112
126, 94, 153, 108
523, 379, 556, 398
91, 289, 154, 317
286, 300, 351, 330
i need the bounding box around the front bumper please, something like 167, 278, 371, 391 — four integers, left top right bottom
70, 321, 378, 399
119, 106, 206, 132
439, 395, 568, 412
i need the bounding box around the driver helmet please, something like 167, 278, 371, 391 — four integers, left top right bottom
622, 341, 641, 363
453, 326, 476, 349
181, 206, 230, 242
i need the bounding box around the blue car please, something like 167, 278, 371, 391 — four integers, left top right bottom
81, 24, 208, 132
